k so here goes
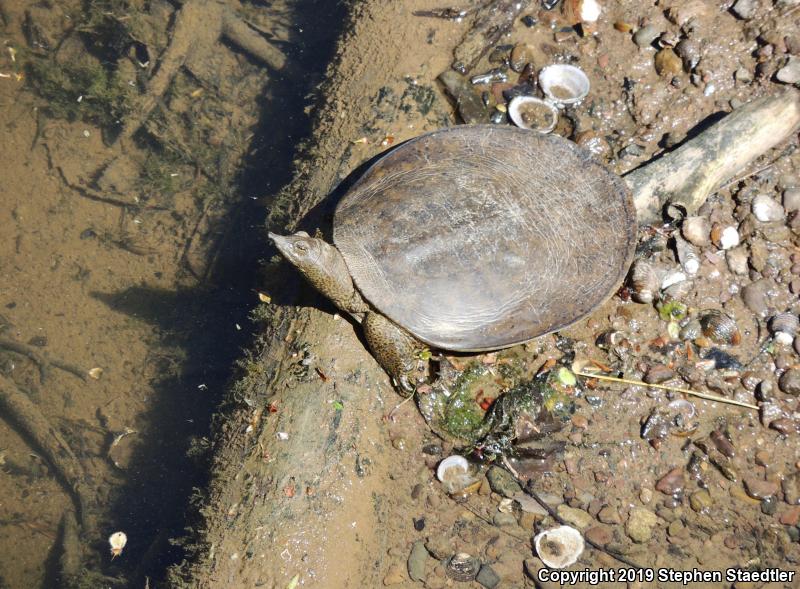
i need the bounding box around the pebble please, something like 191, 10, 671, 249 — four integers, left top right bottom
486, 466, 521, 498
690, 489, 713, 513
597, 505, 622, 524
633, 25, 660, 47
783, 187, 800, 212
777, 56, 800, 84
655, 467, 685, 495
761, 495, 779, 515
585, 525, 612, 546
743, 477, 779, 500
425, 537, 454, 560
640, 487, 654, 505
754, 450, 771, 467
726, 247, 749, 275
571, 414, 589, 429
524, 558, 559, 589
626, 507, 659, 543
383, 564, 406, 585
732, 0, 758, 19
779, 506, 800, 525
782, 474, 800, 504
644, 364, 675, 384
557, 505, 594, 529
779, 369, 800, 395
510, 43, 535, 73
714, 225, 740, 250
407, 541, 428, 582
655, 48, 682, 76
752, 195, 785, 222
681, 216, 711, 246
667, 519, 688, 538
476, 565, 501, 589
741, 280, 770, 317
493, 512, 518, 527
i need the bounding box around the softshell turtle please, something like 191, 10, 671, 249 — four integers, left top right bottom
270, 92, 800, 394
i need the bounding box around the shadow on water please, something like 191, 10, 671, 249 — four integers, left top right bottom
82, 1, 349, 584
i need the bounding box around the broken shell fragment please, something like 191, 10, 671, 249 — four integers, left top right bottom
628, 259, 662, 304
109, 531, 127, 558
538, 64, 590, 105
562, 0, 601, 35
534, 525, 585, 569
508, 96, 559, 133
445, 553, 481, 581
436, 455, 477, 494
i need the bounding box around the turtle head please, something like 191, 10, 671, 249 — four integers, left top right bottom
269, 231, 362, 313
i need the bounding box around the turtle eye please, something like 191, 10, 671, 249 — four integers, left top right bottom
294, 242, 308, 254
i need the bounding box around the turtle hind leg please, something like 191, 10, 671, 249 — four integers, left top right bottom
362, 312, 428, 395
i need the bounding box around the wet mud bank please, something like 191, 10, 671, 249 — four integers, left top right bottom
176, 1, 800, 588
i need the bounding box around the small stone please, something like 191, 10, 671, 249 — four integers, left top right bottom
510, 43, 535, 73
597, 505, 622, 524
667, 519, 688, 538
524, 558, 559, 589
732, 0, 758, 19
783, 187, 800, 212
408, 541, 428, 582
493, 511, 518, 527
633, 25, 660, 47
425, 537, 454, 560
571, 414, 589, 429
779, 506, 800, 525
584, 525, 612, 546
761, 495, 778, 515
690, 489, 712, 513
714, 225, 740, 250
485, 466, 521, 498
726, 247, 749, 275
383, 564, 406, 585
655, 467, 685, 495
655, 48, 682, 76
779, 369, 800, 395
782, 474, 800, 504
743, 477, 780, 500
476, 565, 501, 589
626, 507, 659, 543
741, 280, 770, 317
681, 216, 711, 246
752, 194, 785, 222
557, 505, 594, 529
755, 450, 771, 467
639, 487, 653, 505
777, 56, 800, 84
644, 364, 675, 384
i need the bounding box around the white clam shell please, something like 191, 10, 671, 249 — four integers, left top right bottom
436, 455, 472, 491
538, 64, 590, 105
534, 525, 585, 569
508, 96, 559, 133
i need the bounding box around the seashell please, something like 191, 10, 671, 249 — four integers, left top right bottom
574, 131, 612, 160
769, 312, 799, 345
628, 259, 661, 304
699, 310, 741, 346
752, 194, 785, 223
562, 0, 601, 35
674, 235, 700, 275
633, 25, 660, 48
538, 64, 590, 106
675, 38, 702, 71
445, 553, 481, 581
657, 31, 680, 49
534, 525, 585, 569
109, 531, 128, 558
508, 96, 559, 134
436, 455, 476, 494
710, 223, 740, 250
681, 216, 711, 246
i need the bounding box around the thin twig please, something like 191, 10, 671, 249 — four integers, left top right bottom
0, 338, 87, 382
574, 371, 758, 411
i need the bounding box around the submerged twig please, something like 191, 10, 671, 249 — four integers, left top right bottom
574, 370, 758, 411
0, 338, 87, 382
0, 375, 95, 527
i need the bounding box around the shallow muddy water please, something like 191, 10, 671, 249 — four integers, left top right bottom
0, 0, 345, 586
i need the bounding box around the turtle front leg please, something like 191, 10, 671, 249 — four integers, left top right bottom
362, 312, 428, 395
